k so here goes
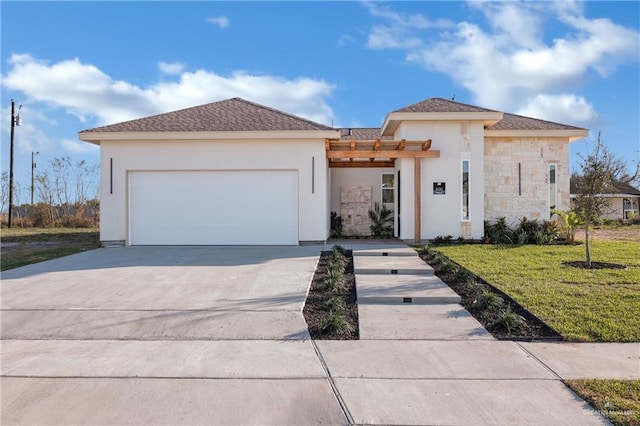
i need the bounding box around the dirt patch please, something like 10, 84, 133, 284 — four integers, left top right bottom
561, 260, 627, 270
418, 248, 561, 341
586, 225, 640, 242
303, 248, 358, 340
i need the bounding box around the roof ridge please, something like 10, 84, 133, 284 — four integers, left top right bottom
430, 97, 501, 113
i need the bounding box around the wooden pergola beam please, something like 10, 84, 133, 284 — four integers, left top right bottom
329, 160, 395, 168
327, 150, 440, 159
422, 139, 432, 151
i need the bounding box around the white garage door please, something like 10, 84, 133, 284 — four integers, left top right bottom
129, 171, 298, 245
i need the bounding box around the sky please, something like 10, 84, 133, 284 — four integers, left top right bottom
2, 1, 639, 204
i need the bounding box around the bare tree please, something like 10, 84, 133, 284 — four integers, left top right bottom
1, 172, 8, 213
573, 132, 614, 267
573, 144, 640, 188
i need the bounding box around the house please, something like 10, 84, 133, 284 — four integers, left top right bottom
570, 178, 640, 221
78, 97, 588, 245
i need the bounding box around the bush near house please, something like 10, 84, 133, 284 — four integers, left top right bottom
484, 216, 559, 245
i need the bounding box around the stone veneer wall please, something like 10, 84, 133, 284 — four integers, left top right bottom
484, 137, 570, 225
341, 185, 372, 236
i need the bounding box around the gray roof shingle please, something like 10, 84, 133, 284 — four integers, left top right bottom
79, 97, 334, 133
487, 112, 585, 131
393, 97, 499, 114
339, 128, 393, 140
393, 97, 587, 131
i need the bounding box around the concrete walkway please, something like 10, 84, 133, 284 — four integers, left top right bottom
2, 243, 637, 424
320, 241, 637, 425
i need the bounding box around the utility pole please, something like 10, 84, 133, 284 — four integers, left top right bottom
8, 100, 22, 228
31, 151, 39, 205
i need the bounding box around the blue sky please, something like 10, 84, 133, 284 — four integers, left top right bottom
2, 1, 639, 203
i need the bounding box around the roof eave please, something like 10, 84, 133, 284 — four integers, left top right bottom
485, 128, 588, 142
78, 129, 341, 143
381, 111, 504, 136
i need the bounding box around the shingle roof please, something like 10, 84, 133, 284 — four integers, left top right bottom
392, 97, 587, 131
393, 97, 499, 114
79, 97, 334, 133
570, 178, 640, 196
487, 113, 585, 131
339, 128, 393, 140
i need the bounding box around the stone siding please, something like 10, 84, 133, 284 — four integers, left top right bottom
341, 185, 372, 236
484, 137, 570, 225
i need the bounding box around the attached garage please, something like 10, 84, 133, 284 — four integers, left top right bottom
78, 98, 336, 246
129, 170, 298, 245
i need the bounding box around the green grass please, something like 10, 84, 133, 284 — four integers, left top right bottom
1, 227, 99, 271
566, 380, 640, 426
434, 240, 640, 342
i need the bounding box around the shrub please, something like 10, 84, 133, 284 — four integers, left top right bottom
324, 268, 345, 291
493, 306, 524, 334
433, 235, 453, 244
484, 217, 513, 244
324, 296, 345, 312
368, 202, 394, 238
484, 217, 558, 245
330, 211, 344, 238
321, 311, 355, 335
476, 291, 503, 311
454, 267, 474, 283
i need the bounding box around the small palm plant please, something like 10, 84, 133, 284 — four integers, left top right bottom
368, 202, 394, 238
553, 209, 582, 244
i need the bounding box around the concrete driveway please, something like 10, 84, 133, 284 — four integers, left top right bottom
2, 246, 349, 425
2, 246, 320, 340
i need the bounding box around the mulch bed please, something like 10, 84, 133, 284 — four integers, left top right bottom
418, 248, 562, 341
303, 249, 359, 340
561, 260, 627, 270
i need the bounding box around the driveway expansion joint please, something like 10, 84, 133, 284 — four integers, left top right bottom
311, 340, 355, 425
515, 342, 564, 381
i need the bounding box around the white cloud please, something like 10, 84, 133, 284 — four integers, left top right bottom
2, 54, 336, 127
516, 94, 598, 126
365, 2, 454, 50
61, 138, 100, 153
338, 34, 356, 47
366, 1, 639, 126
206, 16, 230, 29
1, 105, 54, 154
158, 61, 185, 75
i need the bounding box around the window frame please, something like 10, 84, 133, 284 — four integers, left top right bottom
381, 172, 395, 206
461, 160, 470, 221
549, 164, 557, 218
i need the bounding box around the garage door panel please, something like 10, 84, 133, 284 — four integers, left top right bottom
129, 171, 298, 245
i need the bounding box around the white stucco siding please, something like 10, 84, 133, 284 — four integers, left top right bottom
99, 138, 328, 244
484, 137, 570, 225
395, 121, 485, 240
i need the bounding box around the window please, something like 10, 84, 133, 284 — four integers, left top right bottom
382, 173, 395, 206
462, 160, 470, 220
549, 164, 557, 218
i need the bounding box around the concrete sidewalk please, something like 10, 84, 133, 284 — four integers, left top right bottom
2, 243, 635, 425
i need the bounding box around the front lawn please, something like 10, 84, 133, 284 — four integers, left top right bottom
434, 240, 640, 342
566, 379, 640, 426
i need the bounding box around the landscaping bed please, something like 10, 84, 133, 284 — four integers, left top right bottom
303, 246, 359, 339
431, 241, 640, 342
418, 246, 561, 341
